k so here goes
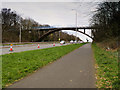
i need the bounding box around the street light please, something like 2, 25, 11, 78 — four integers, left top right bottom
19, 18, 22, 43
19, 19, 23, 43
19, 14, 24, 43
72, 9, 77, 42
59, 31, 60, 41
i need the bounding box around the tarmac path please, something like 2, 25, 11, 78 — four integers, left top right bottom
8, 43, 96, 88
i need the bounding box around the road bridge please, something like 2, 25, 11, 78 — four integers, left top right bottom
31, 26, 97, 41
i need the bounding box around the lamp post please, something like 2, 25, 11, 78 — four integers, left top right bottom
19, 19, 22, 43
19, 14, 24, 43
72, 9, 77, 42
59, 31, 60, 41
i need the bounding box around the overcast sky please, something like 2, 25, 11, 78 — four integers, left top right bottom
1, 0, 105, 42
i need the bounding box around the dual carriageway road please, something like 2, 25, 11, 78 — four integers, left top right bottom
0, 43, 70, 55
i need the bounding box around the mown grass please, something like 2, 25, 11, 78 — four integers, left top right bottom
92, 43, 119, 88
2, 43, 85, 88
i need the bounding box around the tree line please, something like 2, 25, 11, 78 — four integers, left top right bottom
91, 2, 120, 43
1, 8, 79, 42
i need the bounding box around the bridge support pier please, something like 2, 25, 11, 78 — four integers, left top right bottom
84, 29, 85, 34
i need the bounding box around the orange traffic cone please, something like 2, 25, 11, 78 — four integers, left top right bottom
53, 43, 55, 46
38, 44, 40, 48
9, 44, 13, 51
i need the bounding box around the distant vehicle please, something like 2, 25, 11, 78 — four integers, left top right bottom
78, 40, 83, 43
70, 40, 74, 44
60, 40, 65, 44
74, 40, 77, 43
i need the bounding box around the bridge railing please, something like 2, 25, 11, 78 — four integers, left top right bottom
32, 26, 99, 30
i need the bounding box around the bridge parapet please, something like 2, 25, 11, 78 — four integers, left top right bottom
32, 26, 99, 30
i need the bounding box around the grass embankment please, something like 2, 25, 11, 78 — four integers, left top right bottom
2, 43, 85, 88
92, 43, 119, 88
96, 37, 119, 50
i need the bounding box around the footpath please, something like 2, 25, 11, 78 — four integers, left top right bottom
8, 43, 96, 88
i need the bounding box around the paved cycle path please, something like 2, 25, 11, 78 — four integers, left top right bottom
8, 43, 96, 88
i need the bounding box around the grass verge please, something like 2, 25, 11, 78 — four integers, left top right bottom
2, 43, 85, 88
92, 43, 119, 88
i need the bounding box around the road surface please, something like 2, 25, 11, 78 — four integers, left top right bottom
8, 43, 96, 88
0, 43, 70, 55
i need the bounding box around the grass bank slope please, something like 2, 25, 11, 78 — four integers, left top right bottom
92, 43, 119, 88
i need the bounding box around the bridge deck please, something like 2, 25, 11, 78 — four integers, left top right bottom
32, 27, 97, 31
